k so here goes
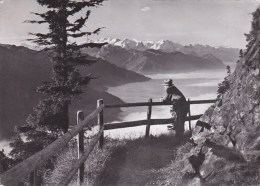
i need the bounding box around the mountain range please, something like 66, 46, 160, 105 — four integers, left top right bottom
83, 41, 227, 74
21, 38, 239, 74
0, 44, 149, 140
92, 38, 240, 62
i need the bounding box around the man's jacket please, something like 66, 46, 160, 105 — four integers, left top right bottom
162, 86, 186, 110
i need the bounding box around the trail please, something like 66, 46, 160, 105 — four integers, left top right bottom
94, 134, 190, 186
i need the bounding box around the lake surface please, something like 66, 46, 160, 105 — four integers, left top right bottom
106, 68, 231, 139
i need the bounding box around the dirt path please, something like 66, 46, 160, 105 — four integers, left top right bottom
94, 134, 190, 186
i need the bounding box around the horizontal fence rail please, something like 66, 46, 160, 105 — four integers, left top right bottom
103, 98, 216, 138
187, 99, 217, 104
104, 99, 217, 108
104, 114, 203, 130
0, 105, 104, 186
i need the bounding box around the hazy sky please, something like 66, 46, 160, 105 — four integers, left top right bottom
0, 0, 259, 48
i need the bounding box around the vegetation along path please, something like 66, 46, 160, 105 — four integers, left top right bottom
94, 133, 191, 186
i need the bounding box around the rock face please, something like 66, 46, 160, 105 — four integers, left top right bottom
165, 7, 260, 186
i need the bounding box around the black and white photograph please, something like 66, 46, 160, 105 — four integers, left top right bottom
0, 0, 260, 185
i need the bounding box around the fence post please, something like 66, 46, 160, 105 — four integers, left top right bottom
145, 98, 152, 138
188, 99, 192, 135
77, 111, 85, 185
97, 99, 104, 148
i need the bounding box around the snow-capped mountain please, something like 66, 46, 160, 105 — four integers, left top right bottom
94, 38, 182, 53
95, 38, 147, 51
145, 39, 183, 53
92, 38, 239, 62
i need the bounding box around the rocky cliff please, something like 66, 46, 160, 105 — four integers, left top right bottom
162, 7, 260, 186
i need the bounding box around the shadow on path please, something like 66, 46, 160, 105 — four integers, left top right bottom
95, 146, 127, 186
94, 133, 191, 186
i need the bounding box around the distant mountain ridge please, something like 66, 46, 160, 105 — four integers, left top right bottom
83, 42, 226, 74
0, 44, 149, 140
20, 38, 240, 62
92, 38, 240, 62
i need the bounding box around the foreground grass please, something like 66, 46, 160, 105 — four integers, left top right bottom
95, 133, 192, 186
44, 132, 191, 186
43, 136, 122, 185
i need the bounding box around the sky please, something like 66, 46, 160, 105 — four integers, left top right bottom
0, 0, 259, 48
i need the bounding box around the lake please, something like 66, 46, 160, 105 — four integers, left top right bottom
105, 67, 233, 139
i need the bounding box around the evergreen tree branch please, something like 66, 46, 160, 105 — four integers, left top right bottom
67, 11, 91, 32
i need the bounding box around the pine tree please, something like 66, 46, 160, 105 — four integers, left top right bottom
9, 0, 106, 180
217, 65, 231, 99
26, 0, 106, 133
0, 150, 14, 174
239, 49, 243, 58
245, 8, 260, 53
226, 65, 231, 76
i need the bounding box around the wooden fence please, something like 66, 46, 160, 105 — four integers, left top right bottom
0, 98, 216, 186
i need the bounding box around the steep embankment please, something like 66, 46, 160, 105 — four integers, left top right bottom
0, 44, 149, 140
158, 7, 260, 186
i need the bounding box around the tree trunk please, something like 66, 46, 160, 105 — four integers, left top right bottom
63, 103, 69, 133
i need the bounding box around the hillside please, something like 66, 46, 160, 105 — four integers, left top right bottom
157, 7, 260, 185
0, 44, 149, 140
84, 58, 149, 91
84, 44, 225, 74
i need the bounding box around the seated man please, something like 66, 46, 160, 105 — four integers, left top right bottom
161, 79, 188, 138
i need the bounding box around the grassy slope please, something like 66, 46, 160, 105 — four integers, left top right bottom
45, 132, 192, 186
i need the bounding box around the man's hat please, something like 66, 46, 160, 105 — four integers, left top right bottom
163, 79, 173, 87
